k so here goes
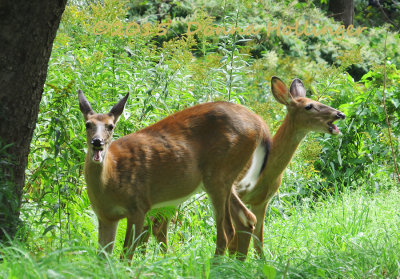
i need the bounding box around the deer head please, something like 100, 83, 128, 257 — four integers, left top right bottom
78, 90, 129, 164
271, 76, 345, 135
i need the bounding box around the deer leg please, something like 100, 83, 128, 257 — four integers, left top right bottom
228, 192, 256, 260
139, 207, 175, 254
152, 216, 170, 252
122, 211, 146, 260
135, 211, 171, 255
206, 183, 235, 256
137, 220, 152, 255
251, 203, 268, 257
98, 218, 119, 254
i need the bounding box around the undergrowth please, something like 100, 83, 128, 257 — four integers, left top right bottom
2, 0, 399, 278
2, 188, 400, 278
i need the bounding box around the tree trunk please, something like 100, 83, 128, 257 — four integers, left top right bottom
0, 1, 67, 241
328, 0, 354, 27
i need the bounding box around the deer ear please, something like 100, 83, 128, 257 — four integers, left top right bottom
271, 76, 291, 105
289, 78, 306, 98
109, 93, 129, 123
78, 89, 94, 120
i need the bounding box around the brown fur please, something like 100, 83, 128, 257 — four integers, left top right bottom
79, 91, 264, 259
148, 77, 345, 260
230, 77, 345, 256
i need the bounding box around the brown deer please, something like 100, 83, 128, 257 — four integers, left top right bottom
78, 89, 265, 259
147, 76, 345, 259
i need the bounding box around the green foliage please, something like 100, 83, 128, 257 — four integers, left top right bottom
265, 188, 400, 278
354, 0, 400, 32
2, 188, 400, 278
314, 64, 400, 193
3, 0, 400, 277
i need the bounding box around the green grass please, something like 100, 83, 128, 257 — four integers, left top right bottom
263, 187, 400, 278
3, 1, 400, 278
1, 187, 399, 278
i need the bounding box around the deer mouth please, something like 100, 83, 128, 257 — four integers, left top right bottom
92, 146, 104, 162
328, 112, 346, 135
328, 121, 341, 135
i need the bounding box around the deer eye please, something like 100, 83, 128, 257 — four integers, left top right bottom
106, 124, 114, 131
85, 122, 92, 129
305, 104, 313, 110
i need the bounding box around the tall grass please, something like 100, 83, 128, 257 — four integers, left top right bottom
3, 1, 400, 278
2, 187, 399, 278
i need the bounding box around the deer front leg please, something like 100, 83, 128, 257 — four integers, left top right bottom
228, 192, 256, 260
98, 218, 119, 254
122, 211, 146, 260
251, 203, 268, 256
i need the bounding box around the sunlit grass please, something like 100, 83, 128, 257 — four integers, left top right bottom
6, 1, 400, 278
2, 187, 399, 278
262, 187, 400, 278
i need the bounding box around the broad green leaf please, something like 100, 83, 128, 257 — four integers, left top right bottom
262, 264, 277, 279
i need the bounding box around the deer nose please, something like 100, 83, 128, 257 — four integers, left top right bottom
91, 138, 104, 147
336, 112, 346, 119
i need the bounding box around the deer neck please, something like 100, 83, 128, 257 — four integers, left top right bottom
268, 113, 307, 175
242, 113, 307, 205
84, 145, 114, 189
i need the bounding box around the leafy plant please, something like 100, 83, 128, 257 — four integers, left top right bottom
314, 64, 400, 193
6, 1, 400, 277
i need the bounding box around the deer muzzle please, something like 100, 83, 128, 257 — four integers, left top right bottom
91, 138, 105, 162
328, 111, 346, 135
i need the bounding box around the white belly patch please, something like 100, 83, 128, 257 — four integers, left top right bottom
152, 183, 203, 209
110, 205, 128, 216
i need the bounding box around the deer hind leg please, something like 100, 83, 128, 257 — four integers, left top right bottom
228, 192, 257, 260
132, 208, 172, 256
152, 215, 170, 252
121, 210, 146, 260
204, 179, 235, 256
98, 218, 119, 254
148, 210, 172, 252
138, 222, 151, 255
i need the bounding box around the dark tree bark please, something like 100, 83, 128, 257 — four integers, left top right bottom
0, 1, 67, 241
328, 0, 354, 27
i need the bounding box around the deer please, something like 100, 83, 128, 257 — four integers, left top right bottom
78, 89, 266, 260
146, 76, 346, 260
